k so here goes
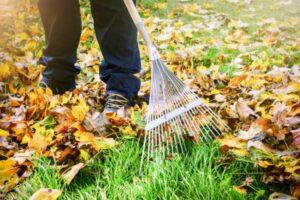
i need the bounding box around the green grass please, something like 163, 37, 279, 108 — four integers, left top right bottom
8, 140, 268, 200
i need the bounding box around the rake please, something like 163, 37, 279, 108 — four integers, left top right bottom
123, 0, 230, 173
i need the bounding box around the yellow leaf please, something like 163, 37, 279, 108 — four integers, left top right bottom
0, 173, 20, 194
217, 134, 247, 149
48, 97, 59, 109
11, 123, 27, 135
93, 138, 116, 151
74, 130, 95, 143
21, 135, 29, 144
257, 160, 273, 168
80, 149, 91, 162
120, 126, 134, 136
230, 148, 249, 157
233, 186, 247, 195
46, 87, 53, 96
29, 188, 62, 200
0, 159, 20, 194
157, 3, 167, 9
0, 63, 11, 78
61, 92, 73, 105
28, 132, 49, 151
72, 99, 89, 122
0, 129, 9, 137
0, 159, 17, 172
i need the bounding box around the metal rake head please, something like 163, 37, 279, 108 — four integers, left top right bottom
139, 58, 230, 174
120, 0, 230, 174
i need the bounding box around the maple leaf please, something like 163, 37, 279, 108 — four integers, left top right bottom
71, 99, 89, 122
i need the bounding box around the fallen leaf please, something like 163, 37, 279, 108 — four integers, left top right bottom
228, 75, 247, 87
0, 129, 9, 137
74, 130, 95, 143
29, 188, 62, 200
271, 102, 287, 128
248, 140, 277, 154
233, 186, 247, 195
62, 163, 85, 185
28, 132, 49, 151
268, 192, 297, 200
93, 138, 116, 151
238, 122, 262, 140
71, 99, 89, 122
291, 185, 300, 198
292, 129, 300, 149
235, 98, 258, 121
285, 117, 300, 126
0, 159, 20, 193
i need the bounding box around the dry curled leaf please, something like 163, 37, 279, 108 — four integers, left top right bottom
62, 163, 85, 185
235, 98, 258, 121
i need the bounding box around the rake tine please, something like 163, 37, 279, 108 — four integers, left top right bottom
197, 101, 231, 131
139, 130, 148, 176
156, 62, 185, 155
157, 63, 213, 143
193, 106, 224, 137
160, 63, 190, 154
171, 118, 185, 154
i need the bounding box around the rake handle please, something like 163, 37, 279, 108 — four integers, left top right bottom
123, 0, 158, 60
123, 0, 142, 25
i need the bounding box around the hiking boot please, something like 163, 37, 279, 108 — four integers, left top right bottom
103, 93, 130, 113
40, 79, 76, 95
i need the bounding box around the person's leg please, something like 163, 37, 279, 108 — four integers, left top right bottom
38, 0, 81, 94
90, 0, 141, 103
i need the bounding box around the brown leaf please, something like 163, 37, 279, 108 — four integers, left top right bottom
291, 185, 300, 198
247, 140, 277, 154
292, 129, 300, 149
285, 117, 300, 126
271, 102, 287, 128
62, 163, 85, 185
83, 112, 108, 132
235, 98, 258, 121
105, 112, 126, 126
238, 122, 262, 140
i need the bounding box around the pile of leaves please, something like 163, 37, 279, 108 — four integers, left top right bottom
0, 0, 299, 199
0, 2, 143, 195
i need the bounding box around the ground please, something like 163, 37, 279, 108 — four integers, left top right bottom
0, 0, 300, 199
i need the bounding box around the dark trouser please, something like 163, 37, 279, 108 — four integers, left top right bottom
38, 0, 141, 98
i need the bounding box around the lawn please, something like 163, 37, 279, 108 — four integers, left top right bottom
1, 0, 300, 199
9, 141, 265, 200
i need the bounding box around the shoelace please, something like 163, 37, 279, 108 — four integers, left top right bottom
106, 94, 129, 109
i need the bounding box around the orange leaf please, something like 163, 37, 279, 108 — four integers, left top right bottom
228, 75, 247, 87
